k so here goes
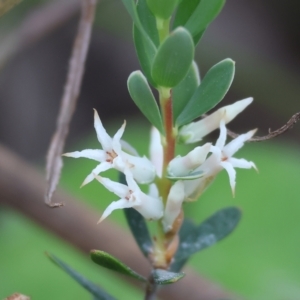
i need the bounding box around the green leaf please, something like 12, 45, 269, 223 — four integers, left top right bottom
134, 26, 157, 87
47, 253, 116, 300
146, 0, 179, 20
127, 71, 164, 134
173, 0, 200, 28
172, 61, 200, 122
174, 0, 225, 44
136, 0, 159, 47
122, 0, 156, 84
151, 27, 194, 88
176, 58, 235, 126
171, 207, 242, 272
170, 219, 195, 271
124, 208, 153, 257
90, 250, 147, 282
152, 269, 185, 285
121, 0, 145, 34
167, 170, 204, 181
133, 0, 158, 86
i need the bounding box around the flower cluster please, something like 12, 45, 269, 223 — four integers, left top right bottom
64, 98, 256, 232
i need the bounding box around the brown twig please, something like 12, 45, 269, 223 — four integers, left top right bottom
0, 144, 239, 300
227, 112, 300, 142
45, 0, 97, 207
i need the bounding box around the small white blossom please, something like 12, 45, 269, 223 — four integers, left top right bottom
162, 180, 185, 232
167, 143, 211, 177
149, 126, 163, 177
63, 110, 156, 186
95, 170, 163, 222
184, 120, 257, 201
178, 97, 253, 144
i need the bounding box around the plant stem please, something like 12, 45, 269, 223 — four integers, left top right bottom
144, 273, 157, 300
156, 17, 170, 43
159, 87, 175, 202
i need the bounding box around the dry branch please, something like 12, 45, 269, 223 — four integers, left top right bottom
0, 145, 238, 300
227, 112, 300, 142
45, 0, 97, 206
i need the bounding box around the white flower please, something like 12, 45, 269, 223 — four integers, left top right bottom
149, 126, 163, 177
184, 120, 257, 201
63, 110, 156, 186
178, 97, 253, 144
162, 180, 185, 232
95, 170, 163, 222
167, 143, 211, 177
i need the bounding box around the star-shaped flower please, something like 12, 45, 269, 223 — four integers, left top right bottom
178, 97, 253, 144
95, 170, 163, 222
184, 120, 257, 201
162, 180, 185, 232
63, 110, 156, 186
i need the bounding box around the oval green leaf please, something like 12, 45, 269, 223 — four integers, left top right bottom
146, 0, 178, 20
176, 58, 235, 126
172, 61, 200, 122
171, 207, 242, 272
174, 0, 225, 44
127, 71, 164, 134
90, 250, 147, 282
137, 0, 159, 47
173, 0, 200, 29
124, 208, 153, 257
151, 27, 194, 88
134, 26, 157, 87
152, 269, 185, 285
124, 0, 158, 86
47, 253, 116, 300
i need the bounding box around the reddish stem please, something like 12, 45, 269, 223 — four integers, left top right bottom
163, 95, 175, 168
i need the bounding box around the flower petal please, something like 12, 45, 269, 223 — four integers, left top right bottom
224, 128, 256, 157
93, 109, 112, 150
178, 98, 253, 144
168, 143, 211, 177
148, 183, 159, 198
162, 181, 185, 232
98, 199, 132, 223
122, 153, 156, 184
81, 162, 112, 187
134, 192, 163, 220
215, 120, 227, 149
94, 175, 129, 198
229, 157, 257, 171
220, 161, 236, 196
112, 121, 126, 154
149, 126, 163, 177
63, 149, 106, 162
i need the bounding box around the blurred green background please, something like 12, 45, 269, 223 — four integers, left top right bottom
1, 0, 300, 299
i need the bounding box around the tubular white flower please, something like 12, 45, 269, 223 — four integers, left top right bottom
167, 143, 211, 177
149, 126, 163, 177
178, 97, 253, 144
184, 120, 257, 201
95, 170, 163, 222
63, 110, 156, 186
162, 181, 185, 232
